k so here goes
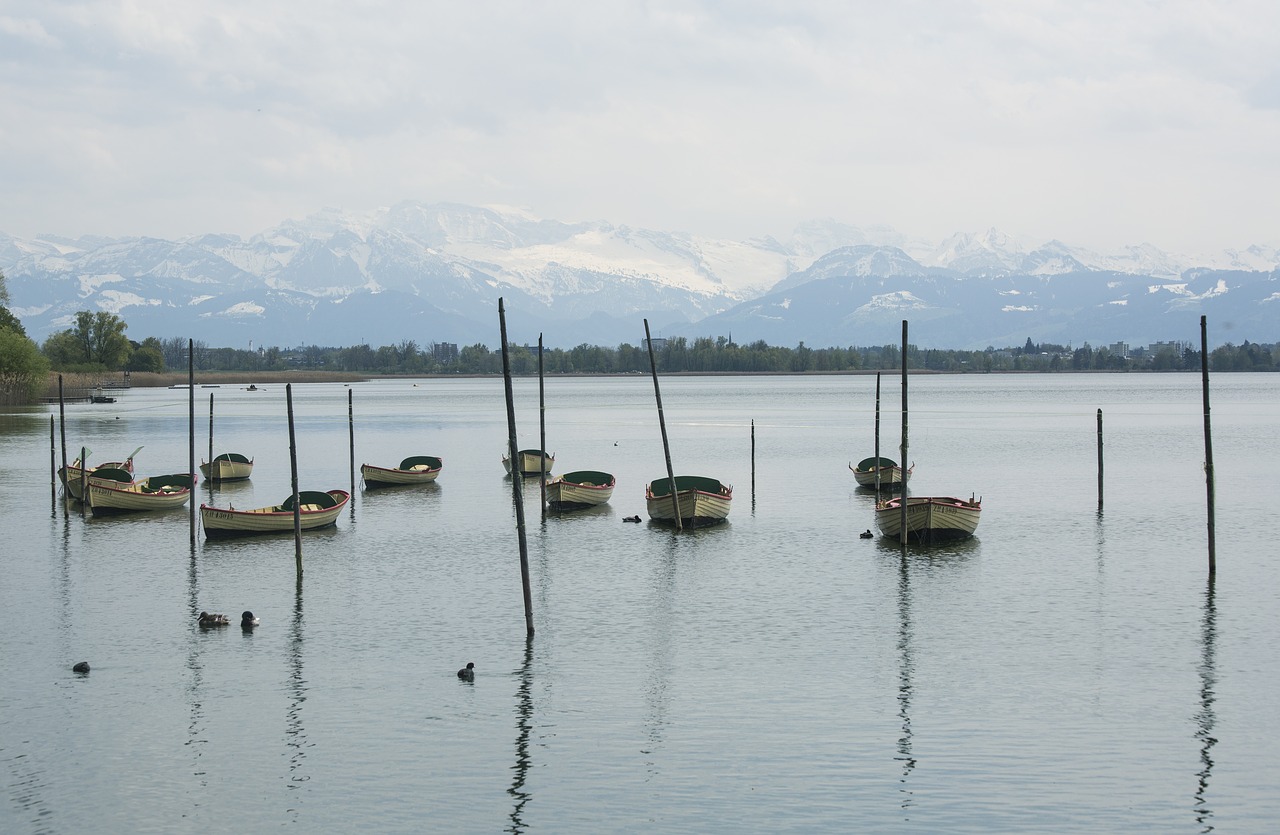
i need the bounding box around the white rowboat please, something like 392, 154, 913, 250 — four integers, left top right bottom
874, 495, 982, 543
361, 456, 443, 488
201, 489, 350, 538
645, 475, 732, 527
546, 470, 615, 510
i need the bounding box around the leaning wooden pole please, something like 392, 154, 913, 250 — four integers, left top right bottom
287, 384, 303, 575
751, 419, 756, 498
58, 374, 68, 485
644, 319, 682, 530
538, 333, 547, 520
499, 299, 535, 636
188, 339, 196, 545
899, 321, 909, 546
1096, 408, 1104, 511
1200, 316, 1216, 575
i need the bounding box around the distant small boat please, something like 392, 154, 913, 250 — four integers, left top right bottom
645, 475, 732, 527
502, 448, 554, 476
199, 452, 254, 481
874, 495, 982, 544
361, 455, 443, 488
200, 489, 351, 538
59, 447, 142, 499
88, 473, 194, 516
245, 384, 260, 391
547, 470, 615, 510
849, 456, 912, 490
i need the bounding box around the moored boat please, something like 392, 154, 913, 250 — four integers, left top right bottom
546, 470, 615, 510
502, 448, 554, 476
87, 472, 194, 516
200, 489, 350, 538
645, 475, 732, 527
59, 447, 143, 499
199, 452, 254, 481
874, 495, 982, 544
849, 456, 912, 490
361, 455, 443, 488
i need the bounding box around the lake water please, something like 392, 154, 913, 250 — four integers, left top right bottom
2, 373, 1277, 833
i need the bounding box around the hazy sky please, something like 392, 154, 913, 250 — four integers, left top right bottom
2, 1, 1277, 253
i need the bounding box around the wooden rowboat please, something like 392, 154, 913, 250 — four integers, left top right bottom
849, 456, 912, 490
546, 470, 615, 510
200, 489, 350, 538
59, 446, 142, 499
200, 452, 254, 481
361, 455, 443, 488
874, 495, 982, 544
502, 448, 554, 476
88, 472, 194, 516
645, 475, 732, 527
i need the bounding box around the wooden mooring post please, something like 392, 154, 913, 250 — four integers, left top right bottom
899, 321, 909, 546
348, 389, 356, 499
644, 318, 682, 531
1200, 316, 1216, 575
499, 299, 535, 636
188, 340, 196, 545
59, 376, 68, 518
49, 416, 56, 512
287, 384, 303, 576
208, 393, 215, 491
538, 333, 547, 520
1096, 409, 1104, 511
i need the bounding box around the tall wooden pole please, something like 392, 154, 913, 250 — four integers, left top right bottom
348, 389, 356, 499
188, 340, 196, 545
751, 419, 756, 498
874, 372, 882, 493
287, 384, 302, 575
50, 416, 56, 512
644, 319, 682, 530
1096, 408, 1104, 511
208, 392, 215, 489
1200, 316, 1216, 575
58, 374, 68, 486
899, 321, 909, 546
79, 445, 87, 518
499, 299, 535, 636
538, 333, 547, 520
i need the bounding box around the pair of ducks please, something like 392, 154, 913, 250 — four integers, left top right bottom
199, 611, 259, 629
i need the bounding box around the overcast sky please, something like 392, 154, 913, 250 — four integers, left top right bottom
2, 1, 1277, 253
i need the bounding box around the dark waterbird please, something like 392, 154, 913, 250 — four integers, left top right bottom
241, 611, 259, 629
623, 515, 642, 523
72, 661, 90, 674
457, 662, 475, 681
199, 611, 229, 627
860, 529, 874, 539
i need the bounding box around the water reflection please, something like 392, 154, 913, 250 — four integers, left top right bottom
1193, 576, 1218, 832
641, 536, 679, 779
508, 636, 534, 834
185, 552, 208, 794
285, 576, 309, 802
895, 554, 916, 812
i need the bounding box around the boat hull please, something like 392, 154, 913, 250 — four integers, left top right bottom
200, 453, 254, 481
60, 457, 137, 499
502, 449, 554, 476
361, 455, 443, 488
88, 474, 194, 515
875, 496, 981, 543
850, 457, 911, 490
645, 475, 732, 527
547, 470, 615, 510
200, 489, 351, 538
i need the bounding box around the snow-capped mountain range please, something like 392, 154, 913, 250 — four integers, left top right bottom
2, 201, 1277, 351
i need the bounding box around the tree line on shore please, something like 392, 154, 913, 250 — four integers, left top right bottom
1, 289, 1276, 404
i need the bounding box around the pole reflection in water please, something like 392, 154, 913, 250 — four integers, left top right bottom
642, 536, 679, 779
285, 575, 310, 805
895, 553, 916, 812
185, 553, 208, 794
508, 636, 535, 834
1193, 576, 1218, 832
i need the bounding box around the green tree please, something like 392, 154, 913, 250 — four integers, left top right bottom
127, 337, 165, 372
0, 328, 51, 404
0, 270, 25, 337
72, 311, 132, 368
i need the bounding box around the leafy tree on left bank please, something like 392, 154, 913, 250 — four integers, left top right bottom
0, 271, 51, 403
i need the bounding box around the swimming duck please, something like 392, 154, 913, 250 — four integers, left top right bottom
860, 529, 874, 539
623, 515, 642, 523
199, 611, 230, 627
457, 662, 475, 681
72, 661, 90, 674
241, 611, 260, 629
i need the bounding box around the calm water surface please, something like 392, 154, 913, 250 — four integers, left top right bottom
2, 374, 1278, 833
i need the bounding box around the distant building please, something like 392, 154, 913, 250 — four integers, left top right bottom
431, 342, 458, 362
1148, 340, 1190, 355
645, 337, 668, 352
1108, 342, 1130, 358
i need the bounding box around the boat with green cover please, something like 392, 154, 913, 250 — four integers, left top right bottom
361, 455, 444, 488
546, 470, 615, 510
200, 489, 350, 538
645, 475, 732, 527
